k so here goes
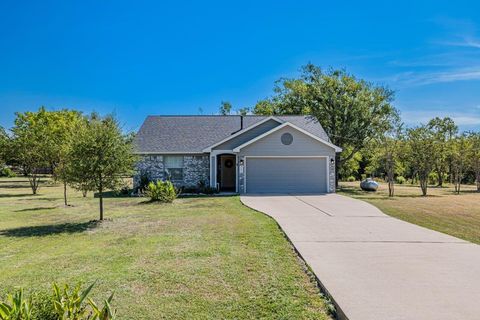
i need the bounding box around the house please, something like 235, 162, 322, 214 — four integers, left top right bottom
133, 115, 342, 194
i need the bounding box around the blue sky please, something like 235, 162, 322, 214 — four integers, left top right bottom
1, 0, 479, 132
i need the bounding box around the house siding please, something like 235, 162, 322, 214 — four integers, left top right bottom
213, 119, 280, 150
237, 126, 336, 193
134, 154, 210, 189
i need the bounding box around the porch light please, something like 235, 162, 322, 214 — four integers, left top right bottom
239, 159, 244, 166
330, 158, 335, 164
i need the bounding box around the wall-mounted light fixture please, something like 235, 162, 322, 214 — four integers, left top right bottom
330, 158, 335, 164
239, 159, 244, 166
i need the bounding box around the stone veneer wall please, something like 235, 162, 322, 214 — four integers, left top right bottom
134, 155, 210, 188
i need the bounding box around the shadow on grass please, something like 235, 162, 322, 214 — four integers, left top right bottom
15, 206, 57, 212
0, 193, 34, 198
0, 220, 100, 237
338, 187, 441, 199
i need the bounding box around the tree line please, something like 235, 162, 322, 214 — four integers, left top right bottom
0, 108, 135, 219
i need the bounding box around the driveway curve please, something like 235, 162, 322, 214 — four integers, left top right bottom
241, 194, 480, 320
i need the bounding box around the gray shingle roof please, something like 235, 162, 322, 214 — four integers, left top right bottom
134, 115, 330, 153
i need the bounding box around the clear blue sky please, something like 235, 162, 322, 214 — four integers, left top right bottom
1, 0, 479, 132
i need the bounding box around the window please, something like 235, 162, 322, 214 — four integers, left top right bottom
164, 156, 184, 181
281, 132, 293, 145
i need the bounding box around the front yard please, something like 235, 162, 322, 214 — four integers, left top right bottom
0, 178, 331, 319
339, 181, 480, 244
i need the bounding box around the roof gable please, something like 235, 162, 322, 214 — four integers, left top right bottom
233, 122, 342, 152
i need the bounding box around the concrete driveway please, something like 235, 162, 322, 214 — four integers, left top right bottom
241, 194, 480, 320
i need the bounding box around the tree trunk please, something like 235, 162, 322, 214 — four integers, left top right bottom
63, 182, 68, 206
99, 180, 104, 221
28, 173, 39, 195
436, 167, 443, 187
419, 175, 428, 196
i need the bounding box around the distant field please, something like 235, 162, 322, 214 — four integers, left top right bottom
0, 177, 331, 319
339, 181, 480, 244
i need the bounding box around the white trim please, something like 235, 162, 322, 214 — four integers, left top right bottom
135, 151, 207, 155
243, 156, 330, 193
209, 150, 238, 192
202, 116, 284, 152
233, 122, 342, 152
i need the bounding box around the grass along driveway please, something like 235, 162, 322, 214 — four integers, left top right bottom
0, 178, 332, 319
339, 181, 480, 244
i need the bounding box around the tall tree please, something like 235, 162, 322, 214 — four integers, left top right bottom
467, 132, 480, 192
405, 125, 436, 196
67, 114, 135, 220
253, 64, 399, 187
427, 117, 458, 186
219, 101, 232, 115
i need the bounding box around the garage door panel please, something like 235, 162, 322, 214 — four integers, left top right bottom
246, 157, 327, 193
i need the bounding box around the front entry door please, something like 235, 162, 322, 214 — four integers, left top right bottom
218, 155, 236, 191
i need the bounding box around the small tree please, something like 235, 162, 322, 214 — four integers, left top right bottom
405, 125, 436, 196
427, 117, 457, 186
375, 121, 404, 197
47, 110, 83, 206
451, 134, 472, 194
10, 108, 53, 194
219, 101, 232, 115
67, 114, 135, 220
467, 132, 480, 191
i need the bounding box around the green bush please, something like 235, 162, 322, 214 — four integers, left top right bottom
346, 176, 356, 182
136, 172, 151, 194
197, 180, 218, 194
0, 167, 16, 178
146, 180, 178, 203
428, 172, 438, 185
30, 292, 57, 320
395, 176, 406, 184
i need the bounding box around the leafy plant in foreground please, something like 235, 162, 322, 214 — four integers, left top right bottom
0, 289, 32, 320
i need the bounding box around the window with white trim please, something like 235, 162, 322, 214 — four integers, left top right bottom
164, 156, 184, 181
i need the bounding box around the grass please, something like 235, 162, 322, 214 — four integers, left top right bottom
0, 177, 331, 319
339, 181, 480, 244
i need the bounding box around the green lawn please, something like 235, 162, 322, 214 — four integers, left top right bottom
339, 181, 480, 244
0, 178, 331, 319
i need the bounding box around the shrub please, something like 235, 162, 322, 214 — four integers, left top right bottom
197, 180, 218, 194
0, 167, 16, 178
52, 282, 115, 320
146, 180, 178, 203
346, 176, 356, 182
31, 292, 57, 320
395, 176, 406, 184
136, 172, 152, 194
428, 172, 438, 185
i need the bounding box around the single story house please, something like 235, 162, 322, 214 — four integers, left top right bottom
133, 115, 342, 194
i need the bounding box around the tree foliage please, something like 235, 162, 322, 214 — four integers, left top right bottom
66, 114, 136, 220
427, 117, 458, 186
10, 107, 54, 194
219, 101, 232, 115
